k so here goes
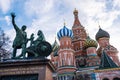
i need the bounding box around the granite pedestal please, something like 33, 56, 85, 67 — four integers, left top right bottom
0, 58, 56, 80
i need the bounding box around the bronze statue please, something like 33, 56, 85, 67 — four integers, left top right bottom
29, 33, 34, 46
11, 13, 28, 58
26, 30, 52, 58
33, 30, 45, 46
11, 13, 52, 59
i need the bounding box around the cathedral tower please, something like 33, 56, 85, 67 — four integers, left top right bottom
84, 35, 100, 67
51, 38, 59, 68
57, 23, 76, 80
95, 27, 120, 66
72, 9, 87, 67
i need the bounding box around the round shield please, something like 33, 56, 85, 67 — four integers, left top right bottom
36, 41, 52, 57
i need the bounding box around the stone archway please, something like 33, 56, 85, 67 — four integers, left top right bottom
102, 78, 109, 80
113, 77, 120, 80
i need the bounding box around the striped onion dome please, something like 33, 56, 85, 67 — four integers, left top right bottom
57, 25, 73, 40
84, 36, 98, 49
52, 39, 59, 56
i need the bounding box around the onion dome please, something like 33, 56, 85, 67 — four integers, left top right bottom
95, 27, 110, 41
57, 25, 73, 40
84, 36, 98, 49
52, 39, 59, 56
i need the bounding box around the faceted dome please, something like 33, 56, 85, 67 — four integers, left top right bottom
52, 39, 59, 56
84, 36, 98, 49
95, 28, 110, 41
57, 26, 73, 40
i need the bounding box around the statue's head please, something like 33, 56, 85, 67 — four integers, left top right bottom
37, 30, 42, 36
31, 33, 34, 37
21, 25, 26, 31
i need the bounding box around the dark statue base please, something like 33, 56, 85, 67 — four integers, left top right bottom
0, 58, 56, 80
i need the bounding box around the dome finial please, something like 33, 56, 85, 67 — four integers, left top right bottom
63, 19, 66, 26
97, 21, 101, 28
99, 25, 101, 28
86, 29, 90, 39
73, 8, 78, 16
74, 8, 78, 13
86, 29, 89, 36
87, 33, 89, 37
75, 8, 77, 11
55, 36, 56, 40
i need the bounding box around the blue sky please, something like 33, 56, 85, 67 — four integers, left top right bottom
0, 0, 120, 57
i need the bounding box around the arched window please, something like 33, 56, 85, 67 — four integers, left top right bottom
103, 78, 109, 80
113, 77, 120, 80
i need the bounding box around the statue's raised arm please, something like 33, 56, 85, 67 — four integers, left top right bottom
11, 12, 20, 31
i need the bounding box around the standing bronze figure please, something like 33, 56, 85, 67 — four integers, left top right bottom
11, 13, 28, 58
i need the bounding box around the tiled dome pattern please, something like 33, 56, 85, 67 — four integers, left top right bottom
84, 36, 98, 49
57, 26, 73, 40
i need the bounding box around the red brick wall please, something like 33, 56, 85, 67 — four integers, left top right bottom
97, 70, 120, 80
45, 65, 54, 80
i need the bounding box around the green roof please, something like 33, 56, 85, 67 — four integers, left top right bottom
99, 50, 118, 69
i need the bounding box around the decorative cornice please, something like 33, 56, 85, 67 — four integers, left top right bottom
94, 67, 120, 73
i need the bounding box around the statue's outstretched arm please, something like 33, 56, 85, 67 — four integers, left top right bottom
11, 13, 19, 31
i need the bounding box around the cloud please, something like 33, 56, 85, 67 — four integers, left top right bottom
24, 0, 54, 17
0, 0, 12, 14
23, 0, 120, 42
4, 0, 120, 57
5, 16, 11, 26
23, 0, 67, 43
113, 0, 120, 9
26, 16, 62, 44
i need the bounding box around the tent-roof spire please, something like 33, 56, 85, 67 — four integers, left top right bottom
72, 8, 82, 28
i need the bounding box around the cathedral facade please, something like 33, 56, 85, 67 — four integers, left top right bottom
51, 9, 120, 80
